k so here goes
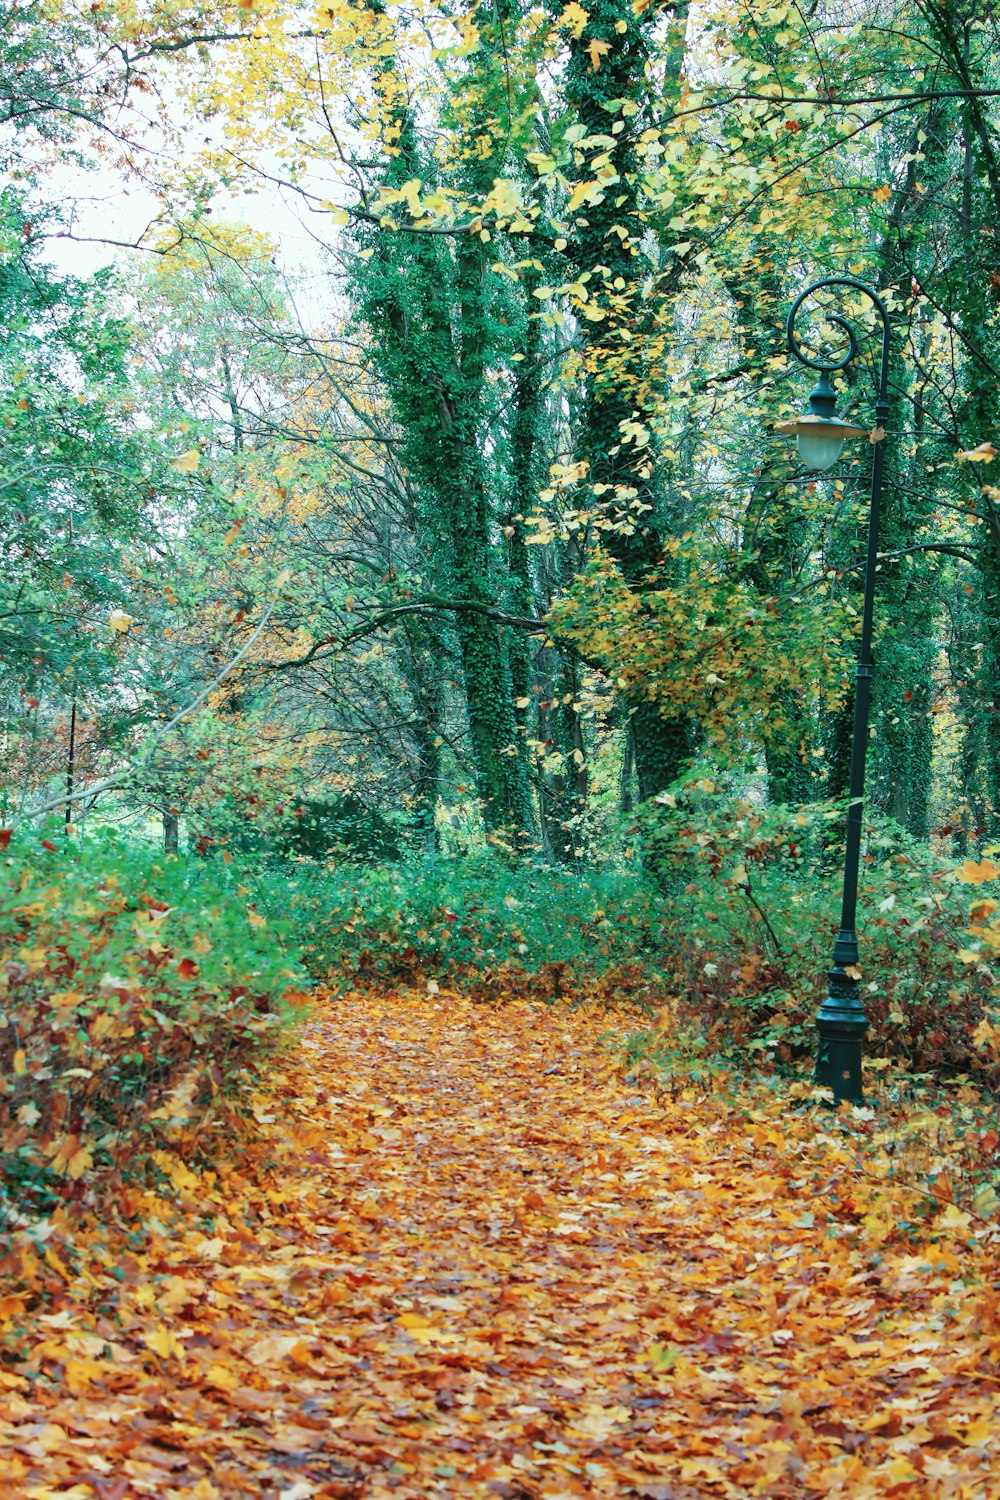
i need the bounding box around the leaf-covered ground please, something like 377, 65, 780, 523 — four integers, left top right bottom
3, 990, 999, 1499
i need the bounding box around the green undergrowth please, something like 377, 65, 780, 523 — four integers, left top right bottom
244, 774, 1000, 1086
0, 831, 305, 1225
266, 852, 671, 1004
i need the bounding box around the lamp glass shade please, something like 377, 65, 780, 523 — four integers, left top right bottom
797, 429, 844, 471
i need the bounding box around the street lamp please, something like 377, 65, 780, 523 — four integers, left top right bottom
776, 276, 891, 1105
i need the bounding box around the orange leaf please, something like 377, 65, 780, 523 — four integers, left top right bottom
956, 857, 1000, 883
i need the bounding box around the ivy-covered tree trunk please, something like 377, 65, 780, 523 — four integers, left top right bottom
727, 262, 818, 806
163, 807, 179, 856
507, 265, 544, 724
350, 95, 535, 837
558, 0, 695, 805
870, 413, 935, 839
923, 8, 1000, 832
863, 106, 950, 839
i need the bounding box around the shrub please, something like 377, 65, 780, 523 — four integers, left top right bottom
242, 793, 1000, 1085
0, 831, 305, 1223
265, 852, 671, 1004
633, 774, 1000, 1084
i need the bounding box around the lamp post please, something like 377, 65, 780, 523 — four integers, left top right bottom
776, 277, 892, 1105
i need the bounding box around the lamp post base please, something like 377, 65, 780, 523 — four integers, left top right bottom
816, 930, 869, 1104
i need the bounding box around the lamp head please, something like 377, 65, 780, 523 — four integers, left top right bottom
775, 371, 868, 471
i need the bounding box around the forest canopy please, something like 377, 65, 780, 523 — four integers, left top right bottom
1, 0, 999, 863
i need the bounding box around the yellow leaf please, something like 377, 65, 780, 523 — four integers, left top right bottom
397, 1311, 431, 1329
956, 857, 999, 884
873, 184, 892, 204
573, 1403, 632, 1438
23, 1486, 96, 1499
640, 1342, 678, 1371
50, 1133, 80, 1172
245, 1333, 304, 1366
973, 1183, 1000, 1216
66, 1144, 93, 1180
51, 989, 84, 1009
63, 1358, 101, 1396
247, 910, 267, 928
936, 1203, 973, 1235
566, 179, 603, 213
962, 1417, 995, 1446
108, 610, 134, 634
559, 0, 588, 36
12, 1048, 26, 1075
89, 1011, 116, 1042
171, 448, 201, 474
144, 1325, 184, 1361
957, 441, 997, 463
204, 1362, 241, 1392
972, 1017, 997, 1049
19, 946, 46, 973
587, 37, 611, 70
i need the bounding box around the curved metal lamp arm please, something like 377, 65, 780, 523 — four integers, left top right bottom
786, 276, 891, 401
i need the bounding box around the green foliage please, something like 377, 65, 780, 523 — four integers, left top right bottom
267, 852, 666, 1001
634, 775, 1000, 1083
550, 544, 852, 762
277, 796, 409, 863
0, 832, 305, 1221
0, 195, 147, 703
224, 783, 1000, 1087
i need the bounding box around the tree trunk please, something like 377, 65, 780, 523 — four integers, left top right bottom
163, 808, 179, 855
559, 0, 696, 807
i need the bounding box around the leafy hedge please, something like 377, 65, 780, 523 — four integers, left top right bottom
267, 852, 668, 1004
259, 786, 1000, 1084
0, 833, 305, 1222
6, 783, 993, 1233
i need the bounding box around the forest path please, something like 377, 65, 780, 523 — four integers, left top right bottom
4, 990, 997, 1500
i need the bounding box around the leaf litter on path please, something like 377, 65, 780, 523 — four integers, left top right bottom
2, 990, 998, 1498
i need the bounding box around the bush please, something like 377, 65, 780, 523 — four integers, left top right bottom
0, 831, 305, 1223
633, 774, 1000, 1084
265, 851, 671, 1005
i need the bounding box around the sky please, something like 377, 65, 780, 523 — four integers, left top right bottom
33, 115, 338, 330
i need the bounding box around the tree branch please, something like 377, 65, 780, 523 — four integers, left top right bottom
262, 595, 548, 672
